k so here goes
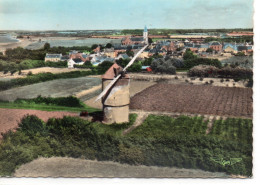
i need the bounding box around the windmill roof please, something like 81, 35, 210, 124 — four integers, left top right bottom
102, 63, 129, 80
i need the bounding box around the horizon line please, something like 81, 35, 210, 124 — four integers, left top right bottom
0, 28, 254, 32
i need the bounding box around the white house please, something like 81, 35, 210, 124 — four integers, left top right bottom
45, 53, 62, 62
67, 58, 85, 68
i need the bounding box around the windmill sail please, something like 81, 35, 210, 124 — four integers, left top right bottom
95, 44, 148, 102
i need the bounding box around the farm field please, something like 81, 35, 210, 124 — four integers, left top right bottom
130, 83, 253, 118
0, 67, 91, 79
0, 108, 78, 136
0, 76, 101, 102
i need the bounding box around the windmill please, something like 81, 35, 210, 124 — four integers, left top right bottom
95, 44, 148, 124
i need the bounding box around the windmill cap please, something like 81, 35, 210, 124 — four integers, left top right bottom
102, 63, 130, 79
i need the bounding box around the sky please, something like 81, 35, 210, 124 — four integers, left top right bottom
0, 0, 254, 30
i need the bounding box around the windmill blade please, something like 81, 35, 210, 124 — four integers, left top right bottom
123, 44, 148, 71
95, 44, 148, 102
95, 73, 121, 102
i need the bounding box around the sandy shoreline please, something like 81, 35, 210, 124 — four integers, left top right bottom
0, 36, 87, 53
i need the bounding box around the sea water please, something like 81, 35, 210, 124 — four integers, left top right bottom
0, 34, 19, 43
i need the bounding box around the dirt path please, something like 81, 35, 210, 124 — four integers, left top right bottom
123, 112, 149, 135
14, 157, 229, 178
0, 108, 78, 136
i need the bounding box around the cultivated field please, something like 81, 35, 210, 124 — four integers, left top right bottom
0, 108, 78, 136
0, 67, 92, 79
0, 76, 101, 102
14, 157, 229, 178
130, 83, 253, 118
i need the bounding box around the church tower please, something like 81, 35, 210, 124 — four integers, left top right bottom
143, 25, 148, 44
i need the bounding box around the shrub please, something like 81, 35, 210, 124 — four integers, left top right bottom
218, 66, 253, 79
17, 115, 47, 137
246, 78, 253, 87
27, 71, 33, 76
128, 62, 142, 72
184, 58, 221, 69
188, 65, 253, 81
96, 61, 114, 74
0, 114, 252, 177
15, 96, 84, 108
118, 144, 144, 165
150, 59, 176, 74
45, 61, 67, 68
188, 65, 219, 77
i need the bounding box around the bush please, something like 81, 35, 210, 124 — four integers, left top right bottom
0, 114, 252, 177
128, 62, 142, 72
218, 66, 253, 79
19, 60, 45, 69
184, 58, 222, 69
17, 115, 47, 137
96, 61, 114, 74
188, 65, 253, 81
27, 71, 33, 76
188, 65, 219, 77
150, 59, 176, 74
45, 61, 67, 68
15, 96, 84, 108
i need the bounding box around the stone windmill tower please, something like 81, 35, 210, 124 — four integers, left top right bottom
95, 45, 148, 124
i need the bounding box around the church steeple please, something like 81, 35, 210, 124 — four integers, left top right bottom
144, 25, 148, 32
143, 25, 148, 44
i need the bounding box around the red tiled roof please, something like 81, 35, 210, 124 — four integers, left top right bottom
70, 53, 88, 62
102, 63, 129, 79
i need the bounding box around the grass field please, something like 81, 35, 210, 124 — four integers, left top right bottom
0, 102, 99, 112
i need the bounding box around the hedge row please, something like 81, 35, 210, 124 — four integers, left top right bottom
188, 65, 253, 79
14, 96, 84, 108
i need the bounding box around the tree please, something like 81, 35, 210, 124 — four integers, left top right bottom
44, 43, 51, 51
126, 49, 134, 57
148, 38, 153, 44
96, 61, 114, 74
183, 49, 197, 60
128, 62, 142, 72
91, 44, 98, 50
236, 52, 246, 56
105, 43, 113, 48
116, 58, 130, 68
206, 48, 213, 53
142, 57, 153, 66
